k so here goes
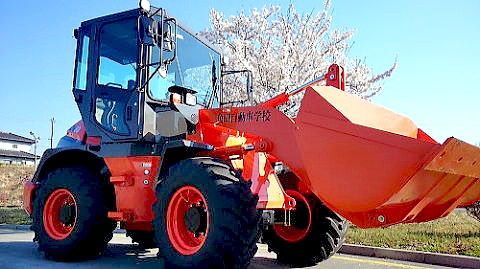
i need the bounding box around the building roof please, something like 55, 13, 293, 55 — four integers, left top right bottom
0, 132, 34, 144
0, 149, 38, 159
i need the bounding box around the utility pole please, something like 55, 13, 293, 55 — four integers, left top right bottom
50, 117, 56, 149
29, 131, 40, 167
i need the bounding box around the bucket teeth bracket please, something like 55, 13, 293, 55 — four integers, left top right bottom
425, 138, 480, 178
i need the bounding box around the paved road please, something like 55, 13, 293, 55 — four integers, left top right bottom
0, 227, 456, 269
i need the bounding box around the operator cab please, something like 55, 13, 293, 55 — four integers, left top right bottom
72, 6, 221, 145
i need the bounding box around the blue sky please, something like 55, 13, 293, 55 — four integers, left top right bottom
0, 0, 479, 155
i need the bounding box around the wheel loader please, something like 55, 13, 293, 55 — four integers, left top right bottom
23, 2, 480, 268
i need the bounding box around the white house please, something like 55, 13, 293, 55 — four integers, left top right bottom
0, 132, 39, 165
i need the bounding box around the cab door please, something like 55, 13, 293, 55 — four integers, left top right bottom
73, 16, 143, 142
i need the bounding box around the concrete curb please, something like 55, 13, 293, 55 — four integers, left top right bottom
339, 244, 480, 269
0, 224, 31, 231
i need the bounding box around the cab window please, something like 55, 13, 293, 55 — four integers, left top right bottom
148, 26, 221, 108
74, 35, 90, 90
94, 18, 138, 135
97, 19, 138, 90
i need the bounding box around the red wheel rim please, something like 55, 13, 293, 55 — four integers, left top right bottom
166, 186, 209, 255
43, 188, 77, 240
273, 190, 312, 243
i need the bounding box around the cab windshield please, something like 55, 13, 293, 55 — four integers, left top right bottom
149, 26, 221, 107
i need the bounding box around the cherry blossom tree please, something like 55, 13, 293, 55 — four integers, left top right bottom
201, 1, 396, 109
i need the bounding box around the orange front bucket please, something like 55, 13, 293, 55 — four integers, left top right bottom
294, 85, 480, 228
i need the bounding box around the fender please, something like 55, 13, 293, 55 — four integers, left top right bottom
24, 146, 104, 215
32, 147, 89, 183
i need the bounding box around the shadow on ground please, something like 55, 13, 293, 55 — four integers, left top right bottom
0, 241, 288, 269
249, 257, 289, 269
0, 242, 163, 269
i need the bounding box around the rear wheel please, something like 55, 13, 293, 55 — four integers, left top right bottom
262, 190, 348, 267
31, 166, 116, 261
153, 157, 259, 269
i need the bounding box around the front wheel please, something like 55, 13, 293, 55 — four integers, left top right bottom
262, 190, 349, 267
153, 157, 259, 269
31, 166, 116, 261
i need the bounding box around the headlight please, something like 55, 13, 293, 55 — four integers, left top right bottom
185, 93, 197, 106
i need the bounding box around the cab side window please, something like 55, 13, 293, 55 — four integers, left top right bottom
74, 35, 90, 90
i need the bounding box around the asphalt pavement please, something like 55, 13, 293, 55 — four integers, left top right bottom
0, 226, 459, 269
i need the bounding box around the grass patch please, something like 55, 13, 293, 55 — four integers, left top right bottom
0, 208, 31, 225
346, 211, 480, 257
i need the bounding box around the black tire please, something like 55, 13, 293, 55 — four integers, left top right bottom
153, 157, 259, 269
31, 166, 116, 261
127, 230, 156, 248
262, 193, 349, 267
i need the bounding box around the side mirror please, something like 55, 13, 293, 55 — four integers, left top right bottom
163, 22, 173, 52
162, 18, 177, 64
139, 16, 161, 46
221, 69, 254, 106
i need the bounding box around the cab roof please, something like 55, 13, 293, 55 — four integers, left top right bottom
78, 7, 221, 55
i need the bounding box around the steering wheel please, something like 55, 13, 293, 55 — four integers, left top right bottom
106, 82, 123, 89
